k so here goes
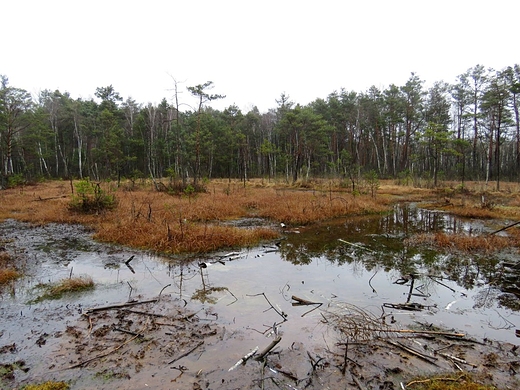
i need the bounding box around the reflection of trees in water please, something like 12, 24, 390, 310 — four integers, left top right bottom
277, 204, 520, 311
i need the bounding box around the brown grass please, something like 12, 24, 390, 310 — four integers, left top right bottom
33, 276, 95, 302
2, 178, 520, 254
49, 276, 94, 296
406, 232, 518, 254
0, 179, 390, 254
0, 251, 21, 285
406, 373, 496, 390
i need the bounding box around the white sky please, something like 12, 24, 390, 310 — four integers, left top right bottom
3, 0, 519, 113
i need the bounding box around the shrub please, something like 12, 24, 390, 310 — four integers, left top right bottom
69, 179, 117, 213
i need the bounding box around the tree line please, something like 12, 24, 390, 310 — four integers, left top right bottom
1, 64, 519, 190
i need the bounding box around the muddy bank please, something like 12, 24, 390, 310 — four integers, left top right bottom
1, 219, 520, 389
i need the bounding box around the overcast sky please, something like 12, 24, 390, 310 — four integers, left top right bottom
3, 0, 519, 113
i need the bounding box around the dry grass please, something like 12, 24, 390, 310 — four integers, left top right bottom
0, 251, 21, 285
0, 268, 20, 285
48, 276, 94, 296
33, 276, 95, 302
2, 178, 520, 254
0, 179, 390, 254
406, 232, 519, 254
407, 374, 496, 390
22, 381, 70, 390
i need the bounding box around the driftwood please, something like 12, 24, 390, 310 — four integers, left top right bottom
255, 336, 282, 361
168, 341, 204, 364
85, 299, 158, 314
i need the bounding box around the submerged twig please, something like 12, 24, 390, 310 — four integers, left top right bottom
247, 293, 287, 321
168, 341, 204, 365
255, 336, 282, 361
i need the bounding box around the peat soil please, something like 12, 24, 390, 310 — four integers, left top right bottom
1, 220, 520, 390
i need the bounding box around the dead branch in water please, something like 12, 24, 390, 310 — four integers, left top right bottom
384, 339, 438, 365
247, 292, 287, 321
85, 299, 158, 314
168, 341, 204, 365
255, 336, 282, 361
291, 295, 323, 317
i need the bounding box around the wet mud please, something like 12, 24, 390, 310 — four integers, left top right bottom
1, 215, 520, 389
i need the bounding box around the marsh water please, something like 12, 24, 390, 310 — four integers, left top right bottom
1, 203, 520, 385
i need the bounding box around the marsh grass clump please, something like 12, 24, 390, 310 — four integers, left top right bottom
0, 251, 21, 285
406, 232, 516, 254
406, 374, 496, 390
33, 276, 94, 302
21, 381, 70, 390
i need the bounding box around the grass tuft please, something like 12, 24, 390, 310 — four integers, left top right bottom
21, 381, 70, 390
33, 276, 94, 302
406, 373, 496, 389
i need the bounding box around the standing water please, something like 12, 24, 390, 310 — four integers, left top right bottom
1, 203, 519, 387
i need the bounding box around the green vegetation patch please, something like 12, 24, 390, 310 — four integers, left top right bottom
31, 276, 94, 302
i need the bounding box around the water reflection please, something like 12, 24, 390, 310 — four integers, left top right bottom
279, 203, 520, 311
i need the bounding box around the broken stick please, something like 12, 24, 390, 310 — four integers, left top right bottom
255, 336, 282, 361
168, 341, 204, 365
85, 299, 158, 314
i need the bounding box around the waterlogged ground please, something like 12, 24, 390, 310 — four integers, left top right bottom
2, 204, 520, 389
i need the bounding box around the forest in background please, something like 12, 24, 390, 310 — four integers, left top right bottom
1, 64, 519, 190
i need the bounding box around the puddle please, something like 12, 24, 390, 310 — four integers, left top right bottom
1, 203, 520, 388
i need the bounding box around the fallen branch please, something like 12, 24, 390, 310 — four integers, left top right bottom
247, 293, 287, 321
113, 327, 143, 338
34, 195, 68, 201
291, 295, 323, 317
123, 309, 167, 317
352, 373, 367, 390
255, 336, 282, 361
438, 352, 477, 368
85, 299, 158, 314
489, 220, 520, 235
228, 346, 259, 371
168, 341, 204, 365
385, 339, 438, 365
388, 329, 465, 338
